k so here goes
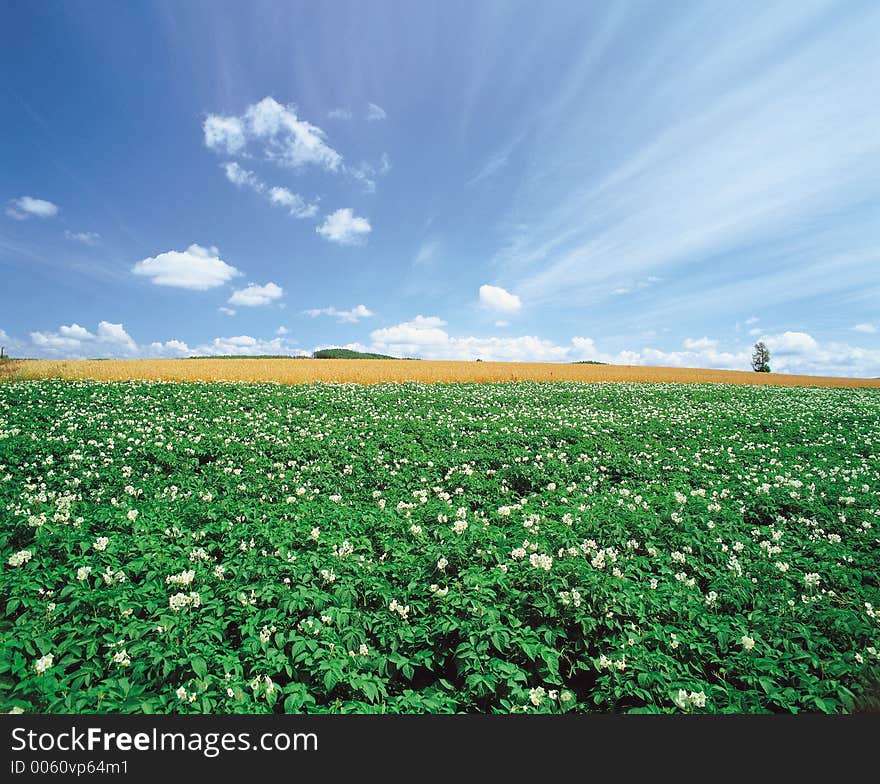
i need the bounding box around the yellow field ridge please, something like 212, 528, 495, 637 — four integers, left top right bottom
9, 358, 880, 387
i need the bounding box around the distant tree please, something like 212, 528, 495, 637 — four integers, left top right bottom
751, 341, 771, 373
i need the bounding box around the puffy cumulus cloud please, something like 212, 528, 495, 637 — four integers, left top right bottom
369, 316, 569, 362
365, 102, 387, 121
145, 339, 191, 357
204, 97, 342, 172
64, 230, 100, 245
275, 326, 289, 335
30, 321, 137, 357
187, 335, 307, 357
14, 323, 308, 360
304, 304, 374, 323
316, 208, 371, 245
762, 331, 819, 355
755, 331, 880, 377
228, 282, 284, 307
479, 284, 522, 313
853, 323, 877, 334
6, 196, 59, 220
96, 322, 137, 354
203, 115, 246, 155
132, 244, 242, 290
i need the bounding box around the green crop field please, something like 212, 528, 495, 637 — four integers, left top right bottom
1, 380, 879, 714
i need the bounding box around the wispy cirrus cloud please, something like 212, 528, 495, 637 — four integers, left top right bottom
64, 230, 100, 245
366, 102, 387, 121
490, 3, 880, 319
221, 162, 318, 218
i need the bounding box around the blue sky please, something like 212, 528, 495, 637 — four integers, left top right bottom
2, 0, 879, 375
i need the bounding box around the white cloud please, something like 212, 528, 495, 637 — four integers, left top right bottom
745, 316, 760, 325
188, 335, 305, 357
222, 162, 264, 191
228, 282, 284, 307
495, 320, 510, 328
64, 230, 100, 245
749, 327, 762, 336
366, 102, 387, 121
59, 323, 93, 340
305, 304, 374, 324
96, 321, 137, 353
466, 133, 524, 187
479, 284, 522, 313
275, 326, 289, 335
132, 244, 242, 290
347, 155, 391, 193
853, 322, 877, 334
6, 196, 59, 220
30, 321, 137, 357
682, 337, 718, 351
370, 316, 569, 362
203, 115, 246, 155
205, 97, 342, 171
761, 330, 819, 355
327, 108, 352, 120
316, 208, 371, 245
221, 162, 317, 219
218, 307, 236, 316
267, 186, 318, 218
498, 8, 880, 312
414, 240, 439, 266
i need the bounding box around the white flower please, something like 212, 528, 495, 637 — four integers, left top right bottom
529, 553, 553, 571
310, 527, 320, 541
93, 536, 109, 551
741, 635, 756, 651
8, 550, 33, 567
528, 687, 546, 707
34, 654, 54, 675
358, 643, 369, 656
804, 573, 821, 588
452, 520, 468, 535
436, 557, 448, 571
213, 565, 225, 579
409, 524, 422, 535
76, 566, 92, 581
389, 599, 410, 620
259, 625, 276, 644
511, 547, 527, 560
165, 569, 195, 587
111, 649, 131, 667
126, 509, 138, 522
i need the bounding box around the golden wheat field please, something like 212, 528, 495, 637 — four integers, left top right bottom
6, 358, 880, 387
